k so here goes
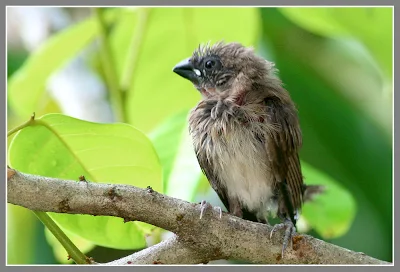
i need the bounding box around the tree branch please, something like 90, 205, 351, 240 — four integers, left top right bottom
105, 235, 208, 265
7, 167, 390, 265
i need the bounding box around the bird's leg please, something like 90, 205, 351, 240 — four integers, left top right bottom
227, 197, 243, 219
269, 219, 296, 257
199, 200, 222, 219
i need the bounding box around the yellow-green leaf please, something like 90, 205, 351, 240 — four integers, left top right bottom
301, 162, 357, 239
8, 113, 162, 249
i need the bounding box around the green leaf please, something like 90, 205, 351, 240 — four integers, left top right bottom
8, 113, 162, 249
149, 110, 203, 201
300, 162, 357, 239
279, 7, 392, 78
110, 7, 261, 133
7, 9, 119, 118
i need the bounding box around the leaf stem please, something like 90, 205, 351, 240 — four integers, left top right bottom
119, 8, 151, 94
34, 211, 91, 264
7, 113, 36, 137
93, 8, 125, 122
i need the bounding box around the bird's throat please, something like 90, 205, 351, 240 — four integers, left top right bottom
233, 91, 246, 106
200, 87, 216, 98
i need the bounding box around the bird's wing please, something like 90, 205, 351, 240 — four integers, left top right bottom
189, 100, 232, 212
195, 152, 231, 212
264, 96, 304, 224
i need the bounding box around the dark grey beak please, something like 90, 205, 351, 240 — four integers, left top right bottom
173, 57, 200, 84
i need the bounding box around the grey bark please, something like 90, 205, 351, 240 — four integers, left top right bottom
7, 167, 390, 265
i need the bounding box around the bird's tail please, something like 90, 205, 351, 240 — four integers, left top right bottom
303, 184, 326, 202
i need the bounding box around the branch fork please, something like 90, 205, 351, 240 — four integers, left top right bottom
6, 167, 389, 265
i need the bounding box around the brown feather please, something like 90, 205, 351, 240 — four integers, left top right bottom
265, 95, 304, 222
176, 41, 311, 226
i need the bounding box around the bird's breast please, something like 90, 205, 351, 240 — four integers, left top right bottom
189, 100, 276, 213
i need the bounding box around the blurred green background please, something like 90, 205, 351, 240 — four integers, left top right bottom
6, 7, 392, 264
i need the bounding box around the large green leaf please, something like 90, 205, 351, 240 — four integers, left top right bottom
7, 9, 119, 118
8, 113, 162, 249
110, 7, 261, 133
149, 110, 203, 201
279, 7, 392, 79
300, 163, 356, 239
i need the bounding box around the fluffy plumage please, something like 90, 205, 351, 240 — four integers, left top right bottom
173, 41, 315, 253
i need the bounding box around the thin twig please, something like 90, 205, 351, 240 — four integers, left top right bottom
93, 8, 125, 122
34, 211, 90, 264
119, 8, 151, 94
7, 113, 36, 137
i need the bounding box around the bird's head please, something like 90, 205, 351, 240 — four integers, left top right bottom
173, 41, 276, 99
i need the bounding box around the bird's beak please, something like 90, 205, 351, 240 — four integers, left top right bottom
173, 57, 200, 84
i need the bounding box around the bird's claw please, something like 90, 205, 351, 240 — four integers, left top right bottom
199, 200, 208, 219
269, 220, 296, 257
199, 200, 222, 219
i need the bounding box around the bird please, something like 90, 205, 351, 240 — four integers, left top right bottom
172, 41, 321, 256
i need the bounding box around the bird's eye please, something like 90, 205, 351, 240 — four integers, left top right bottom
205, 60, 215, 70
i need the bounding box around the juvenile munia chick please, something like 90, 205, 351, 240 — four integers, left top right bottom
173, 42, 321, 256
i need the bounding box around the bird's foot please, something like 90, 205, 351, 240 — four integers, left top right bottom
269, 220, 296, 257
199, 200, 222, 219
